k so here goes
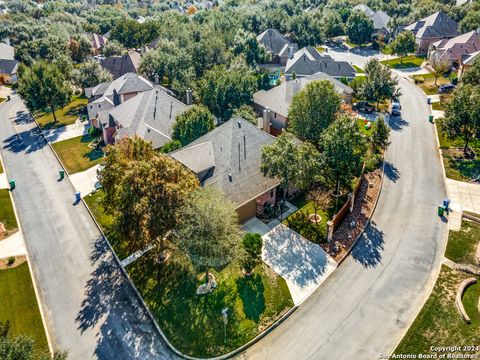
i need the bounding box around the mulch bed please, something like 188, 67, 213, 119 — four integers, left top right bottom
323, 169, 383, 262
0, 255, 27, 270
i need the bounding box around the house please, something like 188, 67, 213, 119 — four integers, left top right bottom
403, 11, 459, 54
257, 29, 298, 65
86, 73, 153, 130
428, 30, 480, 64
0, 41, 18, 84
96, 87, 190, 147
0, 42, 14, 61
285, 47, 356, 79
88, 33, 108, 55
353, 4, 392, 39
458, 49, 480, 79
171, 117, 280, 223
101, 50, 141, 79
253, 73, 353, 135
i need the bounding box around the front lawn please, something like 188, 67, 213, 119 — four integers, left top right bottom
127, 250, 293, 357
36, 96, 87, 129
52, 134, 104, 174
445, 220, 480, 265
395, 266, 479, 356
0, 97, 5, 103
283, 200, 330, 244
431, 102, 443, 111
0, 262, 49, 357
0, 189, 18, 234
380, 55, 425, 69
413, 73, 452, 95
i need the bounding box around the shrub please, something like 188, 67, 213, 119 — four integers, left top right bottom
414, 76, 425, 84
7, 256, 15, 266
88, 126, 102, 138
241, 233, 263, 273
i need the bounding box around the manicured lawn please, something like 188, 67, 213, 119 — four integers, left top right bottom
0, 262, 49, 356
127, 250, 293, 357
353, 65, 364, 73
283, 200, 329, 244
0, 189, 18, 232
445, 220, 480, 265
395, 266, 479, 356
52, 134, 104, 174
357, 118, 376, 137
36, 96, 87, 129
431, 102, 443, 111
380, 55, 425, 69
413, 73, 451, 95
0, 97, 5, 103
316, 46, 326, 53
381, 44, 393, 55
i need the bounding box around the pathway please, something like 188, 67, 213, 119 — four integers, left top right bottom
69, 164, 101, 197
0, 231, 26, 258
446, 178, 480, 214
42, 118, 89, 144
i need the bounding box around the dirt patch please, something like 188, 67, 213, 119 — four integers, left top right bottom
324, 169, 383, 262
0, 255, 27, 270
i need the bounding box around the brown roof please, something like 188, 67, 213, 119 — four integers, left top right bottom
101, 50, 141, 79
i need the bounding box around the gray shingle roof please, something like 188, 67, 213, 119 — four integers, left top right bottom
257, 29, 298, 57
171, 118, 280, 207
371, 10, 391, 31
101, 50, 141, 79
353, 4, 374, 17
0, 59, 18, 75
110, 87, 188, 149
404, 11, 458, 39
254, 73, 353, 118
0, 42, 14, 60
285, 47, 356, 78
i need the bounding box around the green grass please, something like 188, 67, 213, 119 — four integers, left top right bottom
282, 201, 329, 244
127, 250, 293, 357
380, 55, 425, 69
413, 74, 451, 95
431, 102, 443, 111
394, 266, 480, 356
381, 44, 393, 55
36, 96, 87, 129
0, 262, 49, 356
316, 46, 326, 53
0, 97, 5, 104
445, 220, 480, 265
52, 134, 104, 174
353, 65, 364, 73
0, 189, 18, 232
357, 118, 376, 137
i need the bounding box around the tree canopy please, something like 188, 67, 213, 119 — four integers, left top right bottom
172, 105, 215, 146
391, 31, 415, 64
346, 11, 374, 45
358, 59, 400, 107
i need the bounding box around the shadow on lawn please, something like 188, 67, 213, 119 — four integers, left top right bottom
237, 274, 265, 322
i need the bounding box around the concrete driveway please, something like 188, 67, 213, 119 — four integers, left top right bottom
262, 224, 337, 305
446, 178, 480, 214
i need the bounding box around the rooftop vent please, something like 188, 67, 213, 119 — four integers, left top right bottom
228, 173, 232, 182
237, 120, 241, 128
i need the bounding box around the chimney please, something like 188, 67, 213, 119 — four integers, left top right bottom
262, 108, 271, 133
154, 73, 159, 86
186, 88, 193, 105
288, 45, 295, 59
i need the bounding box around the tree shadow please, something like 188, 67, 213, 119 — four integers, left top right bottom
384, 161, 400, 183
236, 274, 265, 322
388, 116, 409, 132
351, 221, 385, 268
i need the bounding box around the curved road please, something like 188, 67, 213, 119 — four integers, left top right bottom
243, 76, 447, 359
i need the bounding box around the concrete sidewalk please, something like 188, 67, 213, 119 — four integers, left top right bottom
69, 164, 101, 197
42, 118, 89, 144
0, 231, 26, 258
446, 178, 480, 214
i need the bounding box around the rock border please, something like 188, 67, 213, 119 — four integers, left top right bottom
455, 277, 477, 324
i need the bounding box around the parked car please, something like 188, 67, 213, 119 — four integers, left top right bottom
439, 84, 456, 93
353, 101, 375, 113
390, 102, 401, 116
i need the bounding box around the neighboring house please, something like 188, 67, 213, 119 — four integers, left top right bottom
95, 86, 190, 147
88, 33, 108, 55
0, 59, 18, 84
285, 47, 356, 79
171, 117, 280, 223
428, 30, 480, 64
354, 4, 392, 39
253, 72, 353, 135
85, 73, 153, 130
257, 28, 298, 65
101, 50, 141, 79
458, 49, 480, 79
403, 11, 459, 54
0, 42, 14, 60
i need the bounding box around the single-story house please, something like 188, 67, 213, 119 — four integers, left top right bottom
257, 28, 298, 65
428, 30, 480, 64
253, 72, 353, 135
285, 47, 356, 79
0, 59, 18, 84
170, 117, 280, 223
402, 11, 459, 54
88, 33, 108, 55
0, 41, 14, 61
86, 73, 153, 130
101, 50, 141, 79
458, 49, 480, 79
96, 87, 189, 147
353, 4, 392, 39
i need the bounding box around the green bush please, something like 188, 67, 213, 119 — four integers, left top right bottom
365, 153, 382, 172
241, 233, 263, 273
414, 76, 425, 84
88, 126, 102, 138
7, 257, 15, 266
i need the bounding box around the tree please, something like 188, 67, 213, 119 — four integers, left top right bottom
197, 65, 257, 121
461, 58, 480, 86
69, 35, 92, 63
288, 80, 341, 146
359, 59, 400, 108
175, 187, 241, 284
172, 105, 215, 146
72, 60, 112, 90
391, 31, 415, 64
346, 11, 374, 45
102, 40, 124, 57
261, 131, 320, 205
241, 233, 263, 274
372, 115, 390, 152
99, 137, 199, 252
232, 104, 258, 125
430, 56, 451, 85
17, 61, 72, 123
440, 84, 480, 154
233, 29, 270, 66
322, 11, 344, 39
320, 114, 367, 197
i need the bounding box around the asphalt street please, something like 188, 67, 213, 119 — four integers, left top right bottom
242, 76, 447, 359
0, 97, 176, 360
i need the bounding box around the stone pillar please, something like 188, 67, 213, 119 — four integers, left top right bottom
262, 108, 271, 133
327, 220, 334, 243
349, 192, 355, 213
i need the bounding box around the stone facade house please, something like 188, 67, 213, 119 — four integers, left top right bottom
428, 30, 480, 64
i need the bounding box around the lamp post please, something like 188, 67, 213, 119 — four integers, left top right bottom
222, 308, 228, 344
